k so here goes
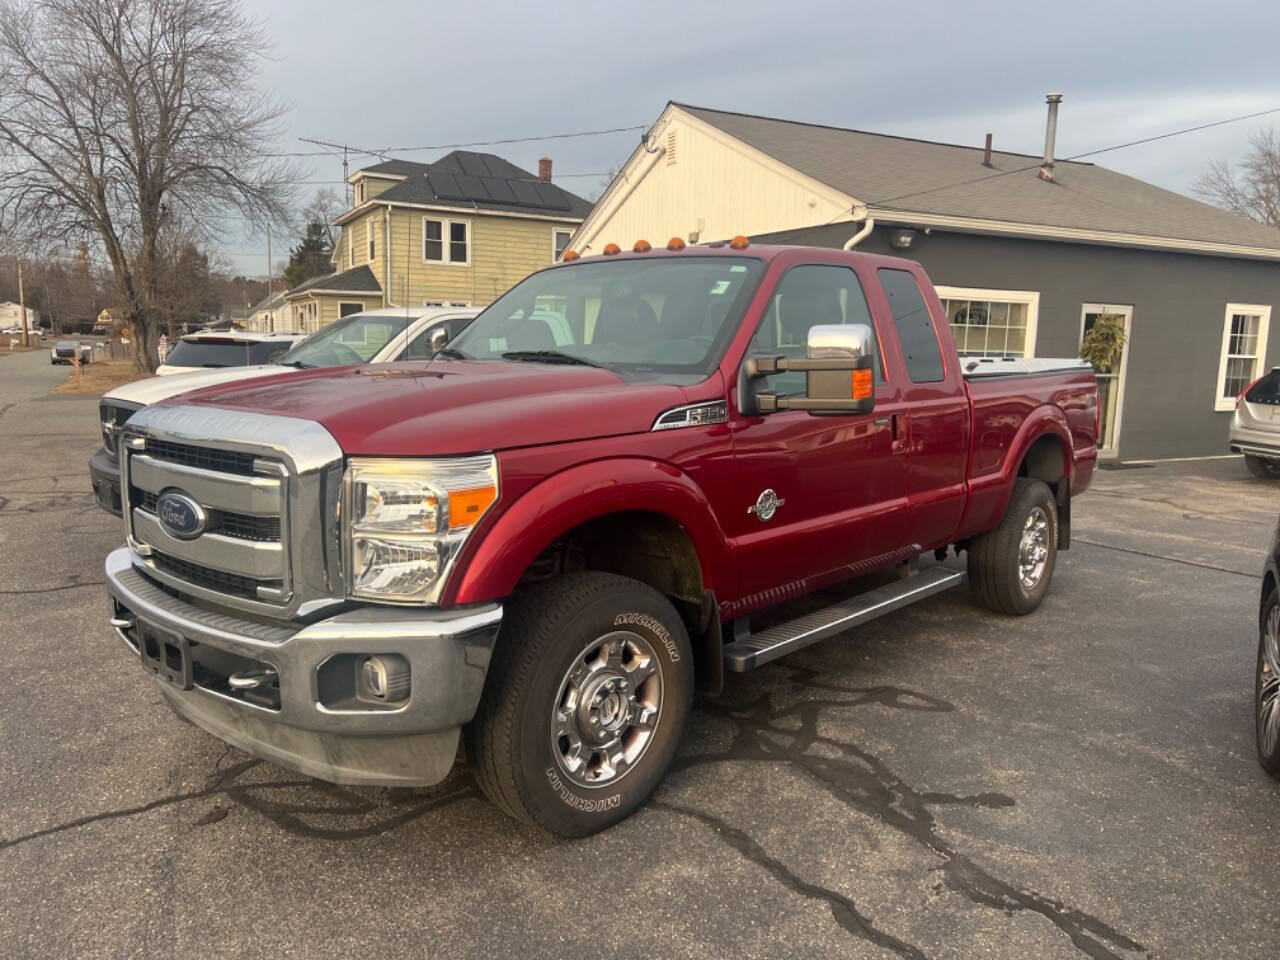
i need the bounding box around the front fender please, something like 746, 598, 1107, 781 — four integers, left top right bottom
444, 457, 733, 606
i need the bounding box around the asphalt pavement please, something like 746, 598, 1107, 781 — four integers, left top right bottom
1, 347, 1278, 959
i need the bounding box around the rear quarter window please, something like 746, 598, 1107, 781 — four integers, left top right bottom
877, 268, 945, 383
1246, 369, 1280, 405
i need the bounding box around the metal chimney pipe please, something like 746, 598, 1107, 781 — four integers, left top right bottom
982, 133, 993, 167
1040, 93, 1063, 181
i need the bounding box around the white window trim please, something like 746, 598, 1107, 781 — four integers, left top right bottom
1079, 303, 1134, 457
422, 300, 444, 307
934, 286, 1040, 358
338, 301, 364, 319
552, 228, 573, 262
346, 228, 353, 270
1214, 303, 1271, 411
423, 217, 471, 266
367, 219, 376, 263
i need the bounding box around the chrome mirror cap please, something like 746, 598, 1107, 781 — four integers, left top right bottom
806, 323, 875, 360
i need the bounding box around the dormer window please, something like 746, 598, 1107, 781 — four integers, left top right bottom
356, 179, 366, 204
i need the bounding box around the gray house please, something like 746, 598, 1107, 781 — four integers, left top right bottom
573, 101, 1280, 461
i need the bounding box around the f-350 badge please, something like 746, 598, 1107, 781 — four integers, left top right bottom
748, 488, 784, 523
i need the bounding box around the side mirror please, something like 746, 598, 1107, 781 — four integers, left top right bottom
428, 325, 451, 354
740, 323, 876, 416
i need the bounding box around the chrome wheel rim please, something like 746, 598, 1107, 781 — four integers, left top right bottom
1259, 602, 1280, 757
1019, 506, 1050, 591
551, 630, 662, 788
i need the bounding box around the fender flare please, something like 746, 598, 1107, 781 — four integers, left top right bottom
445, 457, 733, 606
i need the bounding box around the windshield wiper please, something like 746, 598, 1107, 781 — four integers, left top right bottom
278, 359, 314, 369
501, 350, 606, 368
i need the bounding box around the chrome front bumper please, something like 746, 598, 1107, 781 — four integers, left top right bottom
104, 547, 502, 787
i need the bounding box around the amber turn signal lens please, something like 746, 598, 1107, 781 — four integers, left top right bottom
729, 235, 750, 250
633, 239, 652, 253
603, 243, 621, 256
851, 368, 873, 401
561, 249, 580, 261
449, 486, 498, 529
666, 237, 686, 251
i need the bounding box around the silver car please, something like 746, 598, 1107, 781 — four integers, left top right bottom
1231, 366, 1280, 478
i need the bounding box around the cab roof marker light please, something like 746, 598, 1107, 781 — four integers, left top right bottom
603, 243, 621, 256
666, 237, 686, 251
562, 249, 580, 261
729, 235, 750, 250
633, 240, 652, 253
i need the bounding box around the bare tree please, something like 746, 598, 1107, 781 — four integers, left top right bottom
1194, 128, 1280, 228
302, 188, 343, 250
0, 0, 297, 370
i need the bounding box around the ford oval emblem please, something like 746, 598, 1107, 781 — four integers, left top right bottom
156, 490, 206, 540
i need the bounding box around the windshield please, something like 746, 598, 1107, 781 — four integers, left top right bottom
278, 312, 412, 367
449, 256, 764, 377
164, 339, 292, 368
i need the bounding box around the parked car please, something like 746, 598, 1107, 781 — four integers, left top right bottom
1230, 366, 1280, 478
1258, 517, 1280, 776
103, 242, 1098, 835
50, 340, 91, 365
89, 307, 479, 514
155, 330, 303, 375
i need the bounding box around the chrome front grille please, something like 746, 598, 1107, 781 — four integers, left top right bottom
118, 403, 346, 619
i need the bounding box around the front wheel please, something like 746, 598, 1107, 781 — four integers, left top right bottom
968, 478, 1059, 615
1256, 588, 1280, 776
464, 571, 693, 836
1245, 455, 1280, 479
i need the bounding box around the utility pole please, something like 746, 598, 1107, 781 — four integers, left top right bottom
18, 259, 28, 347
265, 223, 273, 333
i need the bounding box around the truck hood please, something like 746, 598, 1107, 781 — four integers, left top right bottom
104, 364, 286, 406
172, 360, 689, 454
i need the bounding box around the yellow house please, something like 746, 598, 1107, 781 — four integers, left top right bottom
284, 151, 591, 331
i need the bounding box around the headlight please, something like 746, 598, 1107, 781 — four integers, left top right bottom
344, 455, 498, 603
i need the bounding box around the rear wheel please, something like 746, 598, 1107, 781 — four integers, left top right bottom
1245, 454, 1280, 479
1256, 588, 1280, 776
464, 571, 693, 836
968, 478, 1058, 616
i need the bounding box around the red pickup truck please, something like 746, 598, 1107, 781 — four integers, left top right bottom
104, 242, 1097, 835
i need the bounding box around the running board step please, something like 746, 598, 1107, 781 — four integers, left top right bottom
722, 567, 965, 672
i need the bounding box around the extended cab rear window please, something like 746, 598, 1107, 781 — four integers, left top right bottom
1246, 369, 1280, 405
877, 268, 945, 383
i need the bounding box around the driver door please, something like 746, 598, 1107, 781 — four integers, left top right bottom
728, 262, 913, 603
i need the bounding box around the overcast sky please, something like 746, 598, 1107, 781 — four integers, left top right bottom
224, 0, 1280, 276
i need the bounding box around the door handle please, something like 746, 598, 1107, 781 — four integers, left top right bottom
890, 413, 909, 454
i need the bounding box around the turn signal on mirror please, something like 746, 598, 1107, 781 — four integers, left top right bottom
852, 368, 873, 400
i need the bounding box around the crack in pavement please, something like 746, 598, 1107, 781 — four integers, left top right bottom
0, 757, 477, 851
1073, 537, 1256, 578
661, 666, 1147, 960
0, 579, 105, 595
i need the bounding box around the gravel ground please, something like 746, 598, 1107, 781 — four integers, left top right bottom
1, 348, 1278, 960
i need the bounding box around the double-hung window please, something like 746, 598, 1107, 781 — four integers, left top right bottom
424, 217, 470, 265
1215, 304, 1272, 410
553, 229, 573, 261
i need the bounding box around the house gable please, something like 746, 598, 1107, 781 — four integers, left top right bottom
571, 104, 857, 255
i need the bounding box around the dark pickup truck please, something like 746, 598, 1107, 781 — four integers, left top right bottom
104, 241, 1098, 835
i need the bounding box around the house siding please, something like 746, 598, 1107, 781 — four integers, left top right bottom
377, 208, 566, 307
574, 110, 849, 255
755, 221, 1280, 461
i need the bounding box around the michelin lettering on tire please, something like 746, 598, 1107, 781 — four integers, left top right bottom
545, 768, 622, 811
613, 612, 680, 661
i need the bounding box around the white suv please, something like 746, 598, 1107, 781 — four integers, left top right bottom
1229, 366, 1280, 478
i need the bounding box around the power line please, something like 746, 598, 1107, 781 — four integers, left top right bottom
265, 124, 646, 159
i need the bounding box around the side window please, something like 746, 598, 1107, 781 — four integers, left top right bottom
877, 268, 944, 383
747, 264, 881, 396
